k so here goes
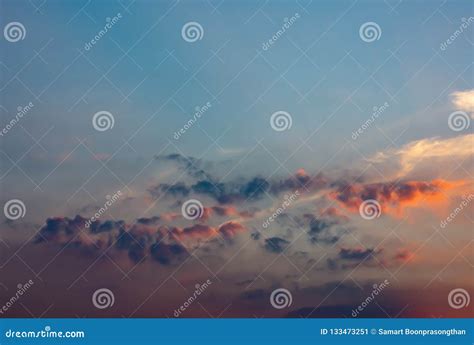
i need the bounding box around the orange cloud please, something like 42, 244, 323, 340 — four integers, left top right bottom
171, 221, 247, 242
172, 224, 218, 241
329, 179, 461, 218
218, 221, 246, 237
392, 248, 416, 264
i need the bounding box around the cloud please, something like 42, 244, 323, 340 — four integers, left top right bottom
368, 134, 473, 179
150, 241, 189, 265
392, 248, 416, 264
451, 89, 474, 115
155, 154, 213, 180
34, 215, 247, 265
307, 217, 339, 244
33, 134, 470, 270
299, 211, 348, 245
170, 221, 246, 242
172, 224, 218, 241
148, 164, 325, 205
34, 216, 120, 249
330, 179, 456, 218
218, 221, 246, 238
338, 247, 378, 261
149, 182, 190, 198
264, 237, 290, 253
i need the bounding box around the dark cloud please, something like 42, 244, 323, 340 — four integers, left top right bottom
147, 161, 325, 204
150, 241, 189, 265
339, 248, 377, 261
34, 215, 246, 266
155, 154, 213, 180
136, 216, 161, 225
148, 182, 190, 198
34, 216, 89, 243
325, 247, 415, 271
240, 177, 269, 199
191, 180, 225, 201
90, 220, 126, 234
250, 232, 261, 240
300, 213, 346, 245
270, 170, 326, 194
264, 237, 290, 253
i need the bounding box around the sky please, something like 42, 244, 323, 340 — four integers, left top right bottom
0, 0, 473, 318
